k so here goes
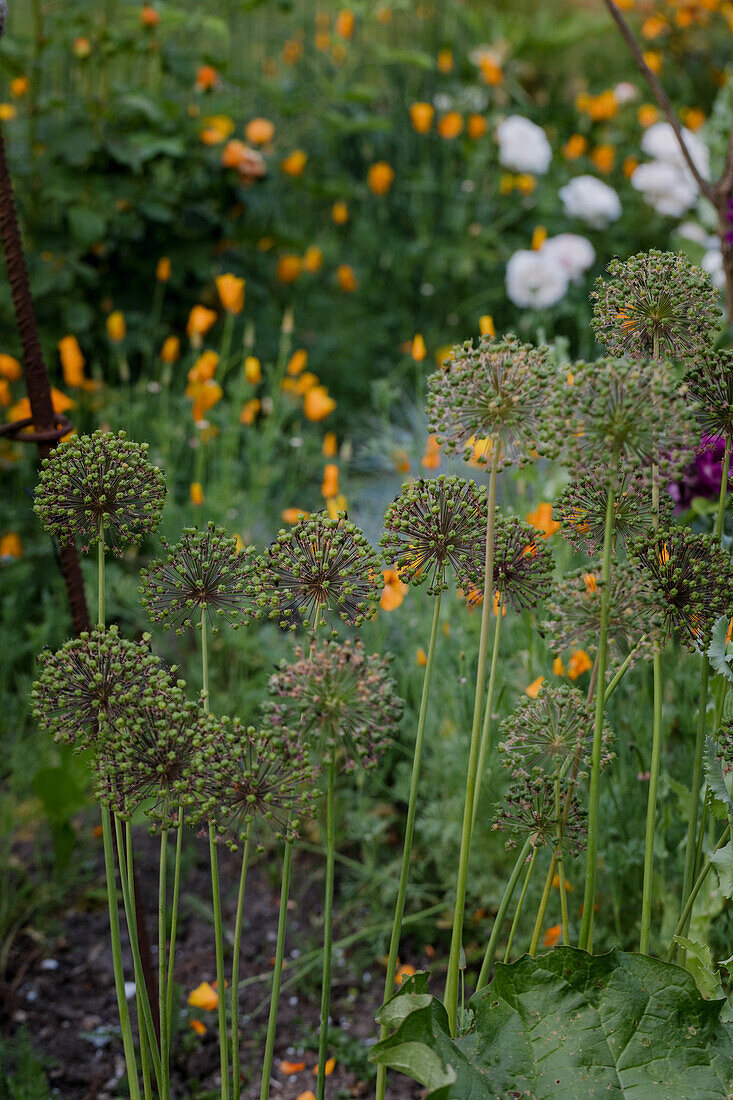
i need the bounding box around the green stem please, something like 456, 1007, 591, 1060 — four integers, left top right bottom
679, 656, 710, 935
668, 824, 731, 959
503, 846, 538, 962
445, 442, 500, 1034
209, 826, 229, 1100
579, 481, 615, 951
554, 778, 569, 944
201, 609, 209, 714
259, 839, 293, 1100
375, 592, 442, 1100
471, 605, 503, 832
603, 636, 646, 704
166, 806, 184, 1045
158, 823, 169, 1099
476, 837, 532, 989
232, 826, 252, 1100
529, 853, 556, 957
639, 646, 663, 954
316, 756, 337, 1100
126, 824, 153, 1100
98, 519, 105, 629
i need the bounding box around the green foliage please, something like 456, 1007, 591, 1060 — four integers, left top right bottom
0, 1030, 51, 1100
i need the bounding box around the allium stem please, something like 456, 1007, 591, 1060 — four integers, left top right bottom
476, 837, 532, 989
503, 845, 538, 962
579, 481, 616, 951
209, 826, 229, 1100
529, 854, 556, 957
603, 637, 646, 704
232, 825, 252, 1100
445, 442, 500, 1034
376, 592, 442, 1100
166, 807, 184, 1045
158, 823, 170, 1099
554, 778, 570, 944
126, 824, 153, 1100
471, 604, 503, 832
98, 517, 105, 629
639, 648, 664, 953
316, 756, 337, 1100
201, 608, 210, 714
668, 823, 731, 960
259, 838, 293, 1100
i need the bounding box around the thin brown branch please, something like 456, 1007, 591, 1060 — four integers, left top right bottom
601, 0, 716, 203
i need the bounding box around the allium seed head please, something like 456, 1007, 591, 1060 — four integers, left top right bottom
498, 685, 613, 781
463, 515, 554, 612
554, 467, 671, 555
34, 431, 166, 554
492, 774, 587, 854
684, 349, 733, 448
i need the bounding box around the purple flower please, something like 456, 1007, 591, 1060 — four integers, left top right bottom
668, 434, 733, 511
726, 196, 733, 246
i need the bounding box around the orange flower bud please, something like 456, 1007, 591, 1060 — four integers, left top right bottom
525, 676, 544, 698
244, 356, 261, 384
0, 532, 23, 559
195, 65, 220, 92
10, 76, 30, 98
282, 508, 310, 524
245, 117, 275, 145
188, 981, 217, 1009
304, 385, 335, 421
336, 264, 357, 292
409, 102, 434, 134
335, 9, 354, 38
58, 336, 86, 387
467, 113, 487, 139
563, 133, 587, 160
73, 37, 92, 59
277, 255, 303, 283
567, 649, 593, 680
0, 354, 22, 381
437, 48, 453, 73
591, 144, 615, 174
216, 273, 246, 314
199, 115, 235, 145
437, 111, 463, 140
287, 349, 308, 376
160, 335, 180, 363
140, 5, 160, 28
239, 398, 261, 426
321, 463, 339, 498
156, 256, 171, 282
322, 431, 337, 457
479, 315, 495, 337
302, 245, 324, 273
186, 305, 218, 344
190, 482, 205, 506
281, 150, 307, 177
367, 161, 395, 195
331, 201, 349, 225
106, 311, 126, 343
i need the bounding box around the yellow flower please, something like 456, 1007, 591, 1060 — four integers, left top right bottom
583, 572, 598, 594
437, 48, 453, 73
244, 356, 261, 384
106, 311, 126, 343
638, 103, 659, 128
188, 350, 219, 385
335, 9, 354, 37
240, 398, 261, 426
543, 924, 562, 948
321, 463, 339, 498
591, 144, 615, 174
282, 507, 310, 524
526, 502, 560, 538
195, 65, 220, 92
381, 569, 408, 611
479, 57, 503, 85
421, 435, 441, 470
395, 964, 415, 984
416, 647, 428, 666
293, 372, 318, 395
332, 201, 349, 225
189, 379, 223, 421
0, 104, 16, 122
437, 111, 463, 140
216, 273, 245, 314
567, 649, 593, 680
367, 161, 395, 195
161, 335, 181, 363
199, 115, 235, 145
325, 494, 347, 520
287, 349, 308, 376
409, 102, 434, 134
0, 533, 23, 560
577, 89, 617, 121
188, 981, 217, 1010
641, 13, 667, 38
303, 246, 323, 273
322, 431, 337, 457
73, 37, 92, 59
411, 334, 426, 362
525, 676, 544, 698
156, 256, 171, 282
304, 386, 335, 421
563, 133, 587, 160
281, 150, 308, 177
190, 1019, 207, 1036
0, 379, 11, 407
58, 336, 86, 387
479, 315, 495, 337
245, 117, 275, 145
467, 114, 487, 139
190, 482, 205, 507
277, 255, 303, 283
553, 656, 565, 676
531, 226, 547, 251
681, 107, 705, 132
186, 305, 218, 344
623, 155, 639, 178
336, 264, 357, 292
10, 76, 30, 98
0, 354, 21, 382
515, 173, 537, 195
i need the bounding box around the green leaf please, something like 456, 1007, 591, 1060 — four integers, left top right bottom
711, 843, 733, 900
704, 737, 733, 815
67, 207, 107, 249
673, 936, 725, 999
372, 947, 733, 1098
708, 616, 733, 682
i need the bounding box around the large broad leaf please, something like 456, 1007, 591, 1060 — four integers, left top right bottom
708, 616, 733, 683
372, 948, 733, 1098
704, 737, 733, 818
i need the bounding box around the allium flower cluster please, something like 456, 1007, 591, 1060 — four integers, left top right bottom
260, 512, 382, 631
591, 250, 721, 360
554, 467, 671, 554
380, 476, 486, 596
265, 639, 402, 771
498, 685, 613, 781
631, 530, 733, 651
492, 774, 587, 854
140, 522, 258, 634
186, 720, 319, 850
684, 350, 733, 448
34, 431, 166, 554
426, 335, 551, 468
463, 516, 554, 612
31, 626, 170, 751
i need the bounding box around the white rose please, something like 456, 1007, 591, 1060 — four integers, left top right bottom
630, 160, 698, 217
496, 115, 552, 175
505, 249, 569, 309
558, 175, 622, 228
640, 121, 709, 180
542, 234, 596, 281
701, 247, 725, 291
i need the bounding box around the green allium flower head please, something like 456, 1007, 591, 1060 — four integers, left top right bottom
139, 522, 258, 634
462, 515, 554, 612
554, 467, 672, 555
31, 626, 170, 752
540, 357, 696, 481
425, 333, 551, 468
492, 774, 587, 854
34, 430, 166, 554
630, 529, 733, 652
185, 721, 320, 850
264, 638, 403, 771
498, 685, 613, 782
684, 349, 733, 447
380, 475, 487, 595
591, 250, 721, 360
260, 511, 382, 632
543, 563, 657, 669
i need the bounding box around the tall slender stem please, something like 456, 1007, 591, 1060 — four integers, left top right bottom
375, 593, 442, 1100
579, 481, 615, 950
158, 824, 170, 1099
166, 807, 184, 1044
316, 756, 337, 1100
127, 824, 153, 1100
98, 519, 105, 629
529, 853, 557, 956
668, 824, 731, 959
476, 837, 532, 989
471, 605, 503, 831
201, 609, 210, 713
445, 443, 500, 1034
259, 839, 293, 1100
503, 846, 538, 962
639, 648, 664, 953
232, 826, 252, 1100
554, 778, 569, 944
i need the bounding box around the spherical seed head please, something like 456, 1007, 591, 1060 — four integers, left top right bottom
591, 250, 722, 360
185, 720, 320, 850
498, 685, 613, 782
630, 529, 733, 652
462, 515, 554, 612
265, 638, 403, 771
139, 522, 259, 635
260, 512, 382, 631
541, 357, 697, 481
554, 467, 672, 555
684, 349, 733, 447
543, 563, 657, 669
380, 475, 488, 596
31, 626, 169, 752
426, 334, 551, 469
492, 774, 587, 855
34, 430, 166, 554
